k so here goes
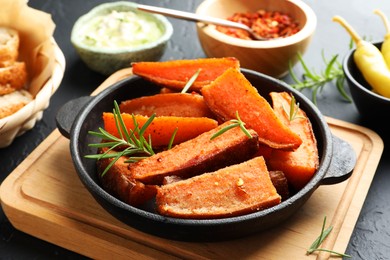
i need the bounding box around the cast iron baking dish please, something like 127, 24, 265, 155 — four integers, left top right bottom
56, 68, 356, 241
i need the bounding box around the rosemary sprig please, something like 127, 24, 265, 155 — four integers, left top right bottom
306, 216, 351, 258
210, 111, 252, 140
289, 50, 352, 105
85, 101, 158, 176
181, 68, 201, 93
283, 94, 304, 121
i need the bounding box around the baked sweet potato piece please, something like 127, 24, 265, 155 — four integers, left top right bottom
131, 57, 240, 92
201, 68, 302, 150
155, 156, 281, 219
162, 169, 290, 201
128, 121, 259, 185
266, 92, 319, 191
103, 113, 218, 147
119, 93, 215, 118
97, 148, 158, 206
269, 170, 290, 201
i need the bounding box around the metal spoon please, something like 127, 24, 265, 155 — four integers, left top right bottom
136, 4, 268, 41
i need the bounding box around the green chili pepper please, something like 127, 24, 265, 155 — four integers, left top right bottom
333, 15, 390, 98
374, 9, 390, 68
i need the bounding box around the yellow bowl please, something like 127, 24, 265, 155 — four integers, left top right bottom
196, 0, 317, 78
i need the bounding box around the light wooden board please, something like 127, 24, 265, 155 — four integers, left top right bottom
0, 69, 384, 259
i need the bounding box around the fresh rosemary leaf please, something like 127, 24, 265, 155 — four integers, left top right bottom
235, 111, 253, 139
87, 141, 119, 148
281, 94, 304, 121
307, 216, 332, 254
324, 54, 338, 78
289, 51, 351, 105
210, 123, 239, 140
86, 101, 160, 176
167, 127, 178, 150
181, 69, 201, 93
210, 111, 252, 140
100, 149, 127, 177
306, 216, 352, 258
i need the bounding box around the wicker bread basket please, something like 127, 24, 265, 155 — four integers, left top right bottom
0, 39, 65, 148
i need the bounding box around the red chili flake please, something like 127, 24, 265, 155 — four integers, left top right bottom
216, 9, 300, 40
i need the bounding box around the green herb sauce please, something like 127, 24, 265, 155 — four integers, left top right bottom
81, 10, 164, 48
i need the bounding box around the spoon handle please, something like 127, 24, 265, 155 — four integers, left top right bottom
137, 4, 251, 32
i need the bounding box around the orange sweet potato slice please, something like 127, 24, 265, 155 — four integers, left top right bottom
201, 68, 302, 150
155, 156, 281, 219
266, 92, 319, 191
119, 93, 215, 118
103, 113, 218, 147
128, 121, 259, 185
131, 57, 240, 92
97, 147, 158, 207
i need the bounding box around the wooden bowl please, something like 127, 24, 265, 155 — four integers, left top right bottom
196, 0, 317, 78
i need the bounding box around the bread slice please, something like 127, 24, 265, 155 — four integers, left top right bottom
0, 89, 32, 119
0, 61, 28, 95
156, 156, 281, 219
0, 27, 19, 67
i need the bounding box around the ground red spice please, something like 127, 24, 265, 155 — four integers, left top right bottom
216, 9, 300, 40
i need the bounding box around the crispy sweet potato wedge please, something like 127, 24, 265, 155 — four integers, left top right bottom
201, 68, 302, 150
131, 57, 240, 92
128, 121, 259, 185
103, 113, 218, 147
269, 170, 290, 201
156, 156, 281, 219
119, 93, 215, 118
97, 148, 158, 206
163, 170, 290, 202
266, 92, 319, 191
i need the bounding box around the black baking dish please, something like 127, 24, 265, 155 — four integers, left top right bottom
56, 68, 356, 241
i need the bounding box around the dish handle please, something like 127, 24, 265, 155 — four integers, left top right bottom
56, 96, 93, 139
320, 135, 357, 185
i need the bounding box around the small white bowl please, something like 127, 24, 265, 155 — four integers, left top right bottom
71, 1, 173, 76
196, 0, 317, 78
0, 39, 65, 148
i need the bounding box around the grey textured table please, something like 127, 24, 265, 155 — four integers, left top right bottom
1, 0, 389, 259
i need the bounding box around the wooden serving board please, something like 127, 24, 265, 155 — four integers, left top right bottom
0, 69, 384, 259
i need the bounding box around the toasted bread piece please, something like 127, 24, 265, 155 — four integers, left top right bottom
129, 121, 259, 185
0, 89, 32, 119
0, 62, 28, 95
97, 148, 158, 206
0, 27, 19, 67
156, 156, 281, 219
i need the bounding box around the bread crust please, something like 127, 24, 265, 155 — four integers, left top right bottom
0, 27, 19, 67
0, 62, 28, 95
0, 89, 32, 119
